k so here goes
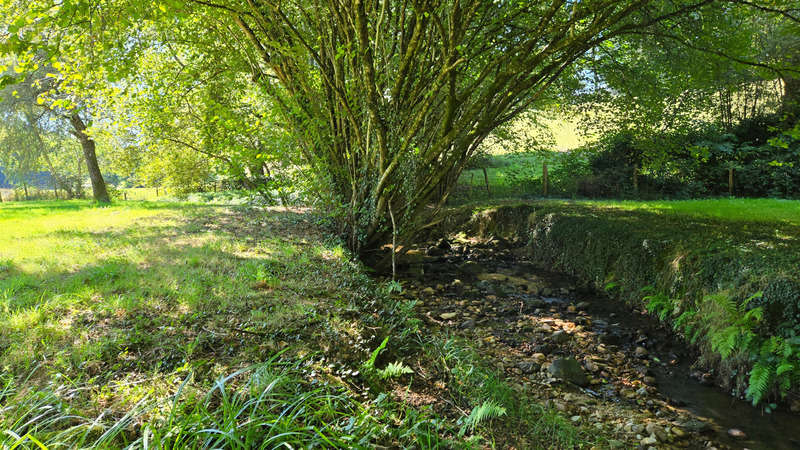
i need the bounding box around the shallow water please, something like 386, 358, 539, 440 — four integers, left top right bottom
517, 266, 800, 450
401, 244, 800, 449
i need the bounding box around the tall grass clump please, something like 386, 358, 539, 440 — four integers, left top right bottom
0, 355, 452, 449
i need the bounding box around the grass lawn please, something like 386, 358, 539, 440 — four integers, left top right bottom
0, 199, 595, 448
574, 197, 800, 227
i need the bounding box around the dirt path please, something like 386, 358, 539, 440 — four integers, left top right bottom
397, 238, 800, 449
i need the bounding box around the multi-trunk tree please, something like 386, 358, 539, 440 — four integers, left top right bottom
179, 0, 730, 258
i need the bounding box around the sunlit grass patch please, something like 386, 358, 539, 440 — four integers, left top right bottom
576, 197, 800, 226
0, 199, 607, 447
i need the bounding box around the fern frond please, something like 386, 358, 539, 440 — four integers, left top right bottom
460, 400, 507, 435
746, 362, 773, 405
706, 293, 736, 316
378, 361, 413, 379
710, 326, 739, 359
776, 363, 794, 377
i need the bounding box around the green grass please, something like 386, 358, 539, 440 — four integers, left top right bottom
0, 199, 598, 448
573, 198, 800, 226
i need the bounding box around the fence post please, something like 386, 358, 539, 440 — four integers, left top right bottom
633, 163, 639, 195
156, 187, 159, 197
482, 167, 491, 195
542, 161, 549, 197
124, 191, 127, 201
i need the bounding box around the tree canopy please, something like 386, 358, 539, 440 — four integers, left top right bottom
2, 0, 798, 254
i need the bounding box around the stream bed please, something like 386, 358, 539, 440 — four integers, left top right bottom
396, 238, 800, 449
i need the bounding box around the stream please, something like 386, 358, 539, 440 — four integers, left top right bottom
396, 238, 800, 449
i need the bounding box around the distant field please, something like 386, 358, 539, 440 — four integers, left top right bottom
121, 186, 171, 200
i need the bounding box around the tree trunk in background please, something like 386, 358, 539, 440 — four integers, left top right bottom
68, 113, 110, 203
783, 76, 800, 122
729, 168, 734, 196
542, 162, 549, 197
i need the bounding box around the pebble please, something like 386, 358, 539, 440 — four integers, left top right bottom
641, 435, 658, 445
516, 360, 540, 374
439, 312, 458, 320
635, 346, 648, 357
421, 287, 435, 295
646, 423, 667, 441
551, 330, 570, 344
727, 428, 747, 440
547, 357, 590, 386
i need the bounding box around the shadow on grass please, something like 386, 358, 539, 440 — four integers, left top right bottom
0, 206, 369, 390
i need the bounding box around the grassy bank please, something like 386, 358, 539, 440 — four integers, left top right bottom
457, 198, 800, 407
0, 200, 597, 448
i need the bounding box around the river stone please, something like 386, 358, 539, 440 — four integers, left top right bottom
421, 287, 435, 296
426, 246, 444, 256
460, 319, 476, 329
440, 312, 458, 320
641, 436, 657, 446
727, 428, 747, 440
646, 423, 668, 441
401, 250, 426, 264
547, 357, 590, 386
516, 360, 540, 374
680, 419, 710, 433
599, 332, 622, 346
634, 346, 648, 357
551, 330, 570, 344
459, 261, 484, 275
